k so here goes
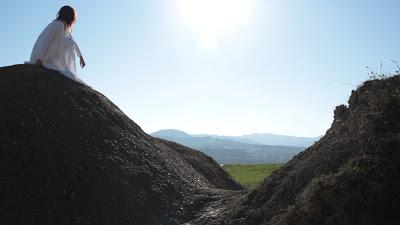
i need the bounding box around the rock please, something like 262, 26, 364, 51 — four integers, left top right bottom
189, 75, 400, 225
4, 64, 398, 225
0, 65, 243, 225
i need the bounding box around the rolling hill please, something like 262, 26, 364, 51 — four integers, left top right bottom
151, 129, 306, 164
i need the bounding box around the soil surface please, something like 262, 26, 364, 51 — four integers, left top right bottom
2, 65, 399, 225
0, 65, 243, 225
188, 75, 400, 225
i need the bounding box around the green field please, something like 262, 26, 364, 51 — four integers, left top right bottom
223, 164, 284, 189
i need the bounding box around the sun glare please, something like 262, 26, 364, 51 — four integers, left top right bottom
175, 0, 253, 48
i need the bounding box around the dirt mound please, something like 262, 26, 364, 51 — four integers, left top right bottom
0, 65, 243, 225
190, 75, 400, 225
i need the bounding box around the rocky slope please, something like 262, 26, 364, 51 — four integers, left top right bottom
189, 75, 400, 225
0, 65, 243, 225
2, 64, 399, 225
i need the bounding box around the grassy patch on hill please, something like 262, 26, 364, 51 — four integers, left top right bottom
223, 163, 283, 189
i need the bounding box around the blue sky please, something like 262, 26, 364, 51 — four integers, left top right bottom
1, 0, 399, 137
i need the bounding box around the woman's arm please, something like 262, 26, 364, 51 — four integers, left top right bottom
74, 41, 86, 68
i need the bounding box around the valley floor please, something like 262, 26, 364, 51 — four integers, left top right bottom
223, 164, 283, 189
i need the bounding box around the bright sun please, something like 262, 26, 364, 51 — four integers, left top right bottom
175, 0, 253, 48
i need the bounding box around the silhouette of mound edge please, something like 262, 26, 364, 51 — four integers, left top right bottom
0, 64, 243, 225
189, 75, 400, 225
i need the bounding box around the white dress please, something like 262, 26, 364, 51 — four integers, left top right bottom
29, 20, 85, 84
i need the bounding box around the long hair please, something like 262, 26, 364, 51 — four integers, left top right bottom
56, 6, 76, 28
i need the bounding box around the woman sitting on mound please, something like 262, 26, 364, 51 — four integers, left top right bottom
29, 5, 86, 84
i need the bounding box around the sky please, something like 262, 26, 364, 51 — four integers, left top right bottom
1, 0, 399, 137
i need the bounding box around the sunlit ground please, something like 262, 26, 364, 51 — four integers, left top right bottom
223, 163, 283, 189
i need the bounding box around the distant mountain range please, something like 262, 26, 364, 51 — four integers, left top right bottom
151, 129, 321, 164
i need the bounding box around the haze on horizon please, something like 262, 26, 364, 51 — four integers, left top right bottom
1, 0, 399, 137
